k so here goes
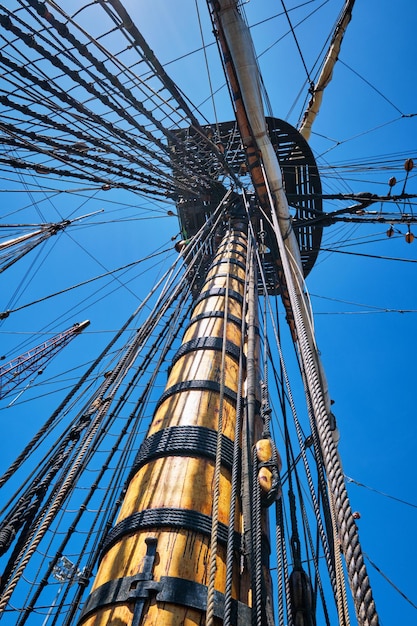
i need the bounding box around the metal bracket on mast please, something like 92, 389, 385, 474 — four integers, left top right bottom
79, 537, 159, 625
79, 535, 252, 626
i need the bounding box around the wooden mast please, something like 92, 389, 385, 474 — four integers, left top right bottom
79, 212, 271, 625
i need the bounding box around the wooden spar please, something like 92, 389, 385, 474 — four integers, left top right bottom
0, 212, 103, 273
79, 219, 270, 626
299, 0, 355, 141
0, 228, 45, 251
207, 2, 269, 210
208, 2, 300, 266
207, 1, 300, 338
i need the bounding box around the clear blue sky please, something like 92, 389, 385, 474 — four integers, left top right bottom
0, 1, 416, 624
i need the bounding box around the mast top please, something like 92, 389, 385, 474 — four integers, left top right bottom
171, 117, 323, 294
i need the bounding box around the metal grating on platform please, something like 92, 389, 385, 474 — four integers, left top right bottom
170, 118, 323, 295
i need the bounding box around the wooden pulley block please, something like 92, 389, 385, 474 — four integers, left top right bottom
255, 438, 282, 502
255, 437, 282, 470
258, 465, 274, 493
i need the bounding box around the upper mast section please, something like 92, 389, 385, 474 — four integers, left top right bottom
299, 0, 356, 140
172, 1, 323, 294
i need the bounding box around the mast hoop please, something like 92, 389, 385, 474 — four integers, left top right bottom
129, 425, 235, 477
205, 272, 247, 287
192, 286, 244, 307
171, 337, 245, 368
190, 310, 243, 328
101, 507, 241, 556
209, 257, 247, 272
154, 379, 239, 412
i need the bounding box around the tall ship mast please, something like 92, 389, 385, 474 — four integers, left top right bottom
0, 1, 416, 625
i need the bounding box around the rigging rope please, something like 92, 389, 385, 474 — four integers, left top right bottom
0, 2, 242, 202
0, 247, 173, 320
247, 203, 338, 600
15, 297, 195, 626
0, 2, 412, 624
0, 402, 108, 610
0, 190, 227, 612
252, 443, 263, 626
223, 266, 247, 626
0, 255, 187, 489
279, 0, 313, 88
328, 482, 351, 626
262, 165, 379, 625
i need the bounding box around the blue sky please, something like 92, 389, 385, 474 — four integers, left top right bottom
0, 0, 416, 624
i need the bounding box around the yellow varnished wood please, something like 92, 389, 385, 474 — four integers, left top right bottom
166, 352, 240, 392
91, 530, 238, 593
142, 601, 214, 626
182, 317, 241, 344
255, 438, 273, 462
118, 457, 234, 524
202, 275, 244, 293
149, 391, 237, 440
256, 438, 282, 469
191, 295, 242, 319
82, 230, 254, 626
